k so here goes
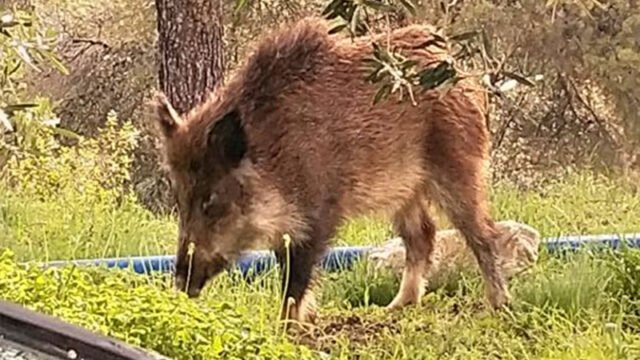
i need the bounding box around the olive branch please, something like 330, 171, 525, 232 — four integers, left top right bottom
321, 0, 538, 104
233, 0, 538, 106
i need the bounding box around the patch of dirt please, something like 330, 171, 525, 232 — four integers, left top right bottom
293, 313, 400, 352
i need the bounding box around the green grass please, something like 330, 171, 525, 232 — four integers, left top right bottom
2, 170, 640, 359
489, 171, 640, 237
3, 170, 637, 261
0, 190, 176, 261
339, 171, 640, 247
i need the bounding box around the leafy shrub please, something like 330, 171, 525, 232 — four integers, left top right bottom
0, 248, 317, 360
6, 109, 135, 200
0, 6, 175, 261
0, 6, 71, 169
0, 7, 67, 103
0, 109, 176, 261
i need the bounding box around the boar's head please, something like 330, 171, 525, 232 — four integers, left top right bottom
150, 93, 255, 298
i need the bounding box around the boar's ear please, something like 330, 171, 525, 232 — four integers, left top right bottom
149, 92, 183, 138
207, 110, 247, 169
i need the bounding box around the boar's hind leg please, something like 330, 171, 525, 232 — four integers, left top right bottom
386, 195, 436, 310
429, 156, 511, 310
275, 231, 328, 327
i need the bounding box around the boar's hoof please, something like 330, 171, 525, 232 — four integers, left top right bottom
385, 294, 420, 311
487, 286, 512, 311
186, 287, 202, 298
280, 297, 317, 332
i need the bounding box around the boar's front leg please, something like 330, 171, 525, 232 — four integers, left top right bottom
274, 228, 329, 328
387, 195, 436, 309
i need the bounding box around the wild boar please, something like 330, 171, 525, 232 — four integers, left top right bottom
149, 16, 511, 327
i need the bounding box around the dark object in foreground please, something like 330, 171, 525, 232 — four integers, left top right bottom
0, 300, 170, 360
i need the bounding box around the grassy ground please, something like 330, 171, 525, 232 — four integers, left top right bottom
3, 171, 639, 261
1, 171, 640, 359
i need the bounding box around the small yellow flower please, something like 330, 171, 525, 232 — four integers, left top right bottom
187, 242, 196, 256
282, 233, 292, 248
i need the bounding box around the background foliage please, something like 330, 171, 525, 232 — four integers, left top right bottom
1, 1, 639, 358
5, 0, 636, 213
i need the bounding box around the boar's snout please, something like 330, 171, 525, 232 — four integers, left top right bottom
174, 273, 202, 298
174, 251, 229, 298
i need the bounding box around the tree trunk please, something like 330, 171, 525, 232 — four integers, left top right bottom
154, 0, 224, 115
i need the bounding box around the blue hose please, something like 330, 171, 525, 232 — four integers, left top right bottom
543, 232, 640, 254
38, 245, 374, 280
34, 233, 640, 279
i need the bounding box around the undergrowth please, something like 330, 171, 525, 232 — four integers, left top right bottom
0, 249, 311, 360
2, 245, 640, 359
0, 109, 175, 261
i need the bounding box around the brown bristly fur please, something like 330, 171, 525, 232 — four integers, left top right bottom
150, 16, 510, 329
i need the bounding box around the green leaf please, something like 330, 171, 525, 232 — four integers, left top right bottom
372, 42, 395, 64
234, 0, 249, 14
40, 50, 69, 76
13, 45, 41, 72
418, 61, 457, 91
434, 75, 464, 100
372, 41, 383, 54
481, 28, 493, 59
362, 57, 381, 68
6, 62, 21, 76
431, 32, 447, 44
373, 83, 392, 104
415, 38, 447, 50
350, 5, 362, 35
449, 30, 479, 42
2, 103, 37, 115
365, 67, 383, 83
0, 20, 20, 29
452, 45, 471, 60
51, 127, 82, 140
502, 71, 536, 87
363, 0, 395, 12
322, 0, 346, 18
328, 23, 348, 34
344, 1, 358, 22
398, 0, 417, 16
401, 60, 419, 71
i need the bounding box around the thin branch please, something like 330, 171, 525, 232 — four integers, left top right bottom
71, 38, 110, 49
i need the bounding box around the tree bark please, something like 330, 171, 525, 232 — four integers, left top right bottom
154, 0, 224, 115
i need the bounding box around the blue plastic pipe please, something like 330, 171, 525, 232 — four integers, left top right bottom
34, 233, 640, 279
37, 245, 374, 280
544, 232, 640, 254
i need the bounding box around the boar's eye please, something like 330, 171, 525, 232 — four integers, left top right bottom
201, 192, 226, 219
